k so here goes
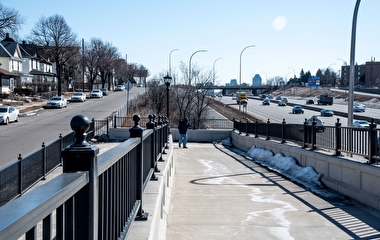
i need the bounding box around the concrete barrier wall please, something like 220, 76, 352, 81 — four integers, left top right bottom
231, 131, 380, 211
171, 129, 232, 142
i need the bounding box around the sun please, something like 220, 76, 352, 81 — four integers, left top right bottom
273, 16, 287, 31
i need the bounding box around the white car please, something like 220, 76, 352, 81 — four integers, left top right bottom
353, 104, 365, 112
0, 106, 20, 125
307, 115, 325, 132
90, 89, 103, 98
71, 92, 86, 102
353, 120, 370, 128
46, 96, 68, 108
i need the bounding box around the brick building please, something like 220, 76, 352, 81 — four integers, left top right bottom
341, 60, 380, 88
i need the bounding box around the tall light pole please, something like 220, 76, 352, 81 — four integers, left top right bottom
348, 0, 361, 127
239, 45, 255, 112
326, 63, 336, 87
288, 67, 296, 96
164, 75, 172, 119
169, 49, 178, 77
213, 57, 223, 84
189, 49, 207, 85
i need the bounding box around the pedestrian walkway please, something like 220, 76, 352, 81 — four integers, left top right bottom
167, 142, 380, 239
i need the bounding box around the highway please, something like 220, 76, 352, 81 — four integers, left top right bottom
218, 95, 380, 127
0, 87, 145, 168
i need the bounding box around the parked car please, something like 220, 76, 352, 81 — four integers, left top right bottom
320, 109, 334, 117
70, 92, 86, 102
262, 98, 270, 105
292, 105, 304, 114
0, 106, 20, 125
277, 101, 286, 106
305, 99, 314, 105
115, 85, 125, 91
307, 115, 325, 132
100, 88, 109, 96
46, 96, 68, 108
353, 120, 370, 128
353, 104, 365, 112
90, 89, 103, 98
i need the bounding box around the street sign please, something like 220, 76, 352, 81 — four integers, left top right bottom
125, 81, 133, 91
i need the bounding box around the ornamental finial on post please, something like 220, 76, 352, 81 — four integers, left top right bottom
69, 114, 91, 147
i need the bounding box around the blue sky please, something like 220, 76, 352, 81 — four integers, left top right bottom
2, 0, 380, 85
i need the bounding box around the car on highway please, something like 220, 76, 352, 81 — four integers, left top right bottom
100, 88, 109, 96
277, 101, 286, 106
281, 97, 288, 103
262, 98, 270, 105
115, 85, 125, 91
305, 99, 314, 105
46, 96, 68, 108
354, 103, 366, 111
276, 96, 282, 100
353, 120, 370, 128
307, 115, 325, 132
0, 106, 20, 125
292, 105, 304, 114
320, 109, 334, 117
353, 104, 365, 112
90, 89, 103, 98
70, 92, 86, 102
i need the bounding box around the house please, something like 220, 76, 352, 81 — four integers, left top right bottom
0, 33, 57, 95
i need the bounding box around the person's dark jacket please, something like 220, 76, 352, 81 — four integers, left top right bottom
178, 117, 190, 134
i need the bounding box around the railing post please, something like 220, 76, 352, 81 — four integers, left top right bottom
238, 119, 242, 135
281, 118, 286, 143
147, 114, 159, 181
368, 118, 377, 164
61, 114, 99, 240
245, 118, 249, 136
255, 119, 258, 138
129, 115, 149, 221
18, 154, 22, 195
266, 119, 270, 140
334, 118, 342, 156
303, 118, 308, 148
311, 118, 316, 150
42, 142, 47, 180
59, 134, 63, 165
113, 114, 117, 128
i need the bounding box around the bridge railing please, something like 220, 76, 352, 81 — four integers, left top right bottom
0, 114, 170, 239
233, 118, 380, 164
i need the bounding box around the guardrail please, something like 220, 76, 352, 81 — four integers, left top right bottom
0, 114, 169, 239
233, 118, 380, 164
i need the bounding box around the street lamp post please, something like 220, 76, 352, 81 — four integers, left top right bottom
288, 67, 296, 96
169, 49, 179, 78
213, 57, 223, 84
239, 45, 255, 112
164, 75, 172, 119
348, 0, 361, 127
189, 50, 207, 86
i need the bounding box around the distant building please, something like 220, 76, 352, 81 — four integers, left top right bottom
252, 74, 262, 86
230, 79, 237, 85
341, 59, 380, 88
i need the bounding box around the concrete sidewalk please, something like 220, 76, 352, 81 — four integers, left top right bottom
167, 142, 380, 240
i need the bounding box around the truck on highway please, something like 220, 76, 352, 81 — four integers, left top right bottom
236, 92, 248, 104
317, 94, 333, 105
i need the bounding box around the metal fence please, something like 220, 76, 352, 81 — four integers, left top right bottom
0, 115, 170, 239
233, 118, 380, 164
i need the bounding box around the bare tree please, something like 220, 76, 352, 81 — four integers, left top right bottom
0, 3, 25, 39
30, 14, 79, 95
84, 38, 104, 90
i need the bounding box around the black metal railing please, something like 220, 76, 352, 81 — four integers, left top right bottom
233, 118, 380, 164
0, 114, 170, 239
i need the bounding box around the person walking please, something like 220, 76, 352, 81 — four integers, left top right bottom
178, 117, 190, 148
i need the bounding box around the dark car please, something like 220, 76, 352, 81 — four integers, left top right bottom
292, 105, 304, 114
100, 88, 109, 96
320, 109, 334, 117
306, 99, 314, 105
262, 99, 270, 105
